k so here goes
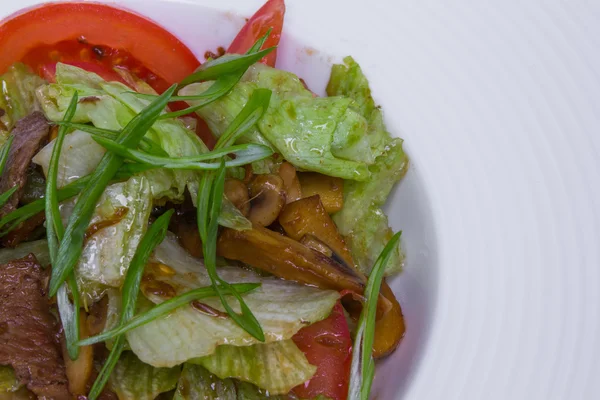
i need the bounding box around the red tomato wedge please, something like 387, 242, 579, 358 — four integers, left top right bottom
0, 2, 199, 93
292, 303, 352, 400
227, 0, 285, 67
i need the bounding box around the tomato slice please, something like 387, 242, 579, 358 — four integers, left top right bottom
227, 0, 285, 67
0, 2, 199, 92
292, 302, 352, 400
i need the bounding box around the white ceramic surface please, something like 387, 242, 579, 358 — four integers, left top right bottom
1, 0, 599, 399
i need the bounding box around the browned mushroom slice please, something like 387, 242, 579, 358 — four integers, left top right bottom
217, 225, 365, 293
247, 174, 286, 227
171, 209, 203, 258
218, 224, 403, 358
224, 178, 250, 216
300, 234, 333, 258
62, 311, 94, 396
373, 282, 406, 358
297, 172, 344, 214
279, 195, 355, 268
278, 162, 302, 203
278, 196, 405, 357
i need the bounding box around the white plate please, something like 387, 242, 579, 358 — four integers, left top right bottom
1, 0, 599, 399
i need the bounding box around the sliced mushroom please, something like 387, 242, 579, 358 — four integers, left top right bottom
217, 224, 403, 358
297, 172, 344, 214
300, 234, 333, 257
278, 162, 302, 203
224, 178, 250, 216
217, 225, 365, 292
247, 174, 286, 227
279, 195, 355, 268
171, 210, 203, 258
373, 282, 406, 358
62, 310, 94, 396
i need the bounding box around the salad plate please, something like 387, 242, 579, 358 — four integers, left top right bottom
0, 0, 598, 399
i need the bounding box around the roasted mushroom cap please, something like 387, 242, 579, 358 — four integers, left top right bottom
278, 162, 302, 203
224, 178, 250, 216
247, 174, 286, 226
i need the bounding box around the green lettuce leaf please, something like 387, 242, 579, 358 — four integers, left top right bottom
126, 234, 339, 368
0, 239, 50, 267
242, 63, 313, 99
0, 63, 46, 137
179, 81, 272, 149
109, 351, 180, 400
235, 381, 296, 400
180, 64, 373, 181
328, 57, 409, 276
258, 96, 370, 180
173, 364, 303, 400
74, 176, 152, 302
36, 63, 251, 232
192, 340, 315, 395
36, 63, 205, 202
0, 366, 21, 393
219, 194, 252, 231
33, 129, 107, 188
173, 364, 237, 400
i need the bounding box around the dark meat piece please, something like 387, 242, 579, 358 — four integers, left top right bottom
0, 254, 71, 399
1, 212, 45, 248
0, 112, 49, 217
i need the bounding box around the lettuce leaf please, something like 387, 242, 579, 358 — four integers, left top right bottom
126, 234, 339, 368
0, 63, 46, 138
258, 96, 370, 180
36, 63, 205, 202
192, 340, 315, 395
109, 351, 180, 400
235, 381, 296, 400
179, 81, 272, 149
180, 64, 374, 181
33, 129, 107, 188
36, 63, 252, 232
328, 57, 409, 276
0, 177, 154, 302
173, 364, 303, 400
75, 176, 152, 302
173, 364, 237, 400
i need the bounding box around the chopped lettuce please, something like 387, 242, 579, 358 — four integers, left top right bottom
75, 176, 152, 302
109, 351, 180, 400
192, 340, 315, 395
126, 234, 339, 368
180, 64, 375, 181
236, 381, 296, 400
36, 63, 251, 232
219, 194, 252, 231
0, 63, 46, 138
33, 129, 107, 188
242, 63, 312, 99
173, 365, 302, 400
0, 238, 50, 267
36, 63, 206, 202
179, 81, 272, 149
174, 364, 237, 400
258, 96, 370, 180
0, 366, 21, 393
328, 57, 409, 276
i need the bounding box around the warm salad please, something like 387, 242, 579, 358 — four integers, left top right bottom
0, 1, 409, 399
